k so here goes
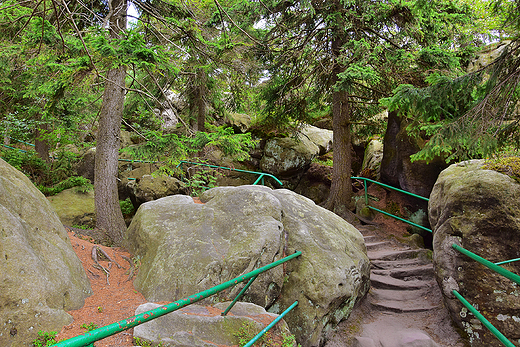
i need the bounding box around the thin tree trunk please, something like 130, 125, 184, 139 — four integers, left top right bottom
94, 0, 127, 245
35, 122, 51, 163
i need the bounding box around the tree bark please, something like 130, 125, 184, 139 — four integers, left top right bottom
94, 0, 127, 245
35, 122, 51, 163
322, 23, 354, 221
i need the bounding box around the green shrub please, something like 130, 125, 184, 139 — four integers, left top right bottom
32, 330, 57, 347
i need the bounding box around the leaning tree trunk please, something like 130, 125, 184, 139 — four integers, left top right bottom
322, 29, 354, 221
94, 0, 127, 245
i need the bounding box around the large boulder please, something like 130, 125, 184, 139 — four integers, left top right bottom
125, 174, 188, 207
380, 110, 448, 198
361, 139, 383, 180
226, 112, 252, 133
0, 159, 92, 346
133, 302, 294, 347
300, 125, 333, 155
47, 187, 96, 228
260, 136, 320, 178
125, 186, 369, 347
429, 160, 520, 346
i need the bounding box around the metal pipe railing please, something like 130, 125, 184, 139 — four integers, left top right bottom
177, 160, 283, 186
243, 300, 299, 347
452, 290, 515, 347
452, 243, 520, 346
351, 176, 432, 232
52, 251, 301, 347
451, 244, 520, 285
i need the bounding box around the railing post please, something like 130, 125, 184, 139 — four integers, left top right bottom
452, 290, 515, 347
243, 301, 299, 347
452, 244, 520, 285
221, 275, 258, 316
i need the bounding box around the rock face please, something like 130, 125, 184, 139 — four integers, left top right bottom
226, 112, 252, 133
380, 110, 448, 198
125, 174, 187, 207
0, 159, 92, 346
300, 125, 333, 155
125, 186, 370, 347
47, 187, 96, 228
361, 139, 383, 180
133, 302, 294, 347
429, 160, 520, 346
260, 136, 320, 178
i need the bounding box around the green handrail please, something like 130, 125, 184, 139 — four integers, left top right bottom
495, 257, 520, 266
351, 176, 432, 233
52, 251, 301, 347
243, 301, 298, 347
451, 244, 520, 285
1, 143, 27, 152
177, 160, 283, 186
452, 290, 515, 347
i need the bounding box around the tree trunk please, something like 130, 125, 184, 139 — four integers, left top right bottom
94, 0, 127, 245
322, 27, 354, 221
34, 122, 50, 163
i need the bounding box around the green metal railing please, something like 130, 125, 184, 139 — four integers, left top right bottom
352, 176, 432, 233
52, 251, 301, 347
452, 243, 520, 347
243, 300, 299, 347
177, 160, 283, 186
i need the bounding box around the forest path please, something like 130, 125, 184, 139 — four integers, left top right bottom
325, 224, 468, 347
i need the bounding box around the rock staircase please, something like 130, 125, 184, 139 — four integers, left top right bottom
325, 225, 467, 347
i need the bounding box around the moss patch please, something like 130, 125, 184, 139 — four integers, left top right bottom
483, 156, 520, 182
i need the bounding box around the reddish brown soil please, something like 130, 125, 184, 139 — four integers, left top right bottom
57, 231, 147, 347
57, 196, 283, 347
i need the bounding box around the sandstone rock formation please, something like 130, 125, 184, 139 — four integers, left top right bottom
125, 186, 369, 347
0, 159, 92, 346
125, 174, 187, 207
380, 110, 448, 198
133, 302, 294, 347
47, 187, 96, 228
260, 136, 320, 178
429, 160, 520, 346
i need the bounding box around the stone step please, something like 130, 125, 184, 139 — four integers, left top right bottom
371, 264, 434, 281
371, 257, 432, 270
363, 235, 379, 243
368, 248, 430, 262
370, 287, 434, 302
365, 241, 393, 251
370, 298, 439, 313
370, 273, 430, 291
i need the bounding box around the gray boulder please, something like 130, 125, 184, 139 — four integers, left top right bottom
429, 160, 520, 346
47, 187, 95, 228
361, 139, 383, 180
301, 124, 333, 155
126, 174, 187, 206
133, 302, 294, 347
76, 147, 96, 182
0, 159, 92, 346
226, 112, 252, 133
125, 186, 369, 347
260, 136, 320, 177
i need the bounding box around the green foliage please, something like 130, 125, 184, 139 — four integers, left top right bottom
38, 176, 92, 196
133, 336, 164, 347
234, 321, 266, 347
185, 169, 221, 196
32, 330, 57, 347
80, 322, 98, 332
1, 149, 49, 184
120, 198, 135, 216
121, 126, 257, 172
